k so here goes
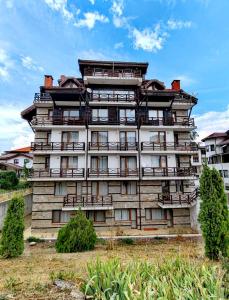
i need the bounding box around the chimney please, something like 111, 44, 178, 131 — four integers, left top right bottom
44, 75, 53, 88
171, 80, 180, 90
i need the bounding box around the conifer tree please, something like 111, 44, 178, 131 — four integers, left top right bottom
198, 164, 229, 259
0, 194, 25, 258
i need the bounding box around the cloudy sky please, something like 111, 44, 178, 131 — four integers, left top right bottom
0, 0, 229, 153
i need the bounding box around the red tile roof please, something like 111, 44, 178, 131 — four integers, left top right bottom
201, 132, 228, 142
7, 146, 31, 153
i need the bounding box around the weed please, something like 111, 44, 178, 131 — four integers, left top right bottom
106, 239, 115, 250
96, 238, 106, 245
49, 270, 76, 282
4, 277, 21, 292
120, 238, 134, 245
27, 236, 45, 243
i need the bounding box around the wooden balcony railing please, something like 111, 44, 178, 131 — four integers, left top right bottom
89, 142, 138, 151
88, 168, 138, 177
90, 93, 136, 102
89, 117, 136, 125
31, 142, 85, 151
141, 117, 195, 127
142, 167, 197, 177
28, 168, 84, 178
63, 194, 113, 207
158, 189, 198, 205
84, 69, 142, 78
141, 142, 198, 151
31, 116, 85, 126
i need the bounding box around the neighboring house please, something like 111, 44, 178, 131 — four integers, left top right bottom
21, 59, 199, 235
0, 147, 33, 176
202, 131, 229, 200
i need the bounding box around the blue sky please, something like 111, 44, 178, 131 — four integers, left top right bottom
0, 0, 229, 153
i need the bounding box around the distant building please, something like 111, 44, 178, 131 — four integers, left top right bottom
0, 146, 33, 175
202, 131, 229, 199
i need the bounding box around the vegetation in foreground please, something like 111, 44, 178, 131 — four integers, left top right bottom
0, 194, 24, 258
55, 210, 97, 253
199, 164, 229, 260
0, 170, 30, 194
83, 257, 226, 300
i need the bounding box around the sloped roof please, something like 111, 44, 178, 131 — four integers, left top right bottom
7, 146, 31, 153
202, 132, 228, 142
0, 162, 23, 170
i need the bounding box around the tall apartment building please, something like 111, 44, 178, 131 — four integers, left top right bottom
202, 131, 229, 200
21, 59, 199, 235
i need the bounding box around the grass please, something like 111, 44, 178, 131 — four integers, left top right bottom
0, 237, 226, 299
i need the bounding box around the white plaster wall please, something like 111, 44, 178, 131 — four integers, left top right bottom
6, 156, 33, 168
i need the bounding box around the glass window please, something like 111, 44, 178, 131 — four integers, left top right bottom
52, 211, 71, 223
122, 182, 137, 195
86, 211, 105, 222
92, 109, 108, 120
55, 182, 67, 196
115, 209, 130, 221
149, 110, 163, 119
120, 109, 135, 119
91, 131, 108, 143
210, 144, 215, 151
62, 132, 79, 143
145, 208, 164, 220
14, 159, 19, 165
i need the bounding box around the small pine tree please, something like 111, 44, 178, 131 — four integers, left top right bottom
198, 164, 229, 260
55, 210, 97, 253
0, 194, 25, 258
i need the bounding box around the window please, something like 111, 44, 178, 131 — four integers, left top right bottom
145, 208, 164, 220
119, 109, 135, 119
91, 131, 108, 144
24, 158, 29, 164
45, 156, 50, 169
14, 159, 19, 165
92, 109, 108, 121
91, 156, 108, 170
86, 211, 105, 222
210, 144, 215, 151
175, 180, 184, 193
121, 182, 137, 195
92, 182, 108, 197
47, 132, 51, 143
148, 110, 163, 119
61, 156, 78, 169
120, 131, 136, 143
149, 132, 165, 143
220, 170, 229, 178
55, 182, 67, 196
52, 210, 71, 223
151, 156, 167, 168
62, 131, 79, 143
63, 109, 79, 118
115, 209, 130, 221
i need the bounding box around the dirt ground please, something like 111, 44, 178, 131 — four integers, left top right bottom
0, 237, 206, 299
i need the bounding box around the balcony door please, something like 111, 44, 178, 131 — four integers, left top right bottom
120, 156, 137, 176
120, 131, 136, 150
62, 132, 79, 150
119, 109, 135, 123
91, 156, 108, 174
91, 131, 108, 149
92, 109, 108, 122
92, 182, 108, 200
149, 131, 165, 149
61, 156, 78, 169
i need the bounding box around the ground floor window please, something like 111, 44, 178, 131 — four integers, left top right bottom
145, 208, 165, 220
52, 210, 71, 223
86, 210, 106, 222
121, 181, 137, 195
55, 182, 67, 196
115, 209, 130, 221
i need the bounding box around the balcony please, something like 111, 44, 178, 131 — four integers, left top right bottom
141, 142, 198, 152
31, 142, 85, 152
158, 189, 198, 208
28, 168, 84, 180
141, 117, 195, 127
88, 168, 139, 178
83, 68, 142, 85
63, 194, 113, 210
89, 92, 136, 103
88, 142, 138, 151
31, 116, 86, 126
142, 167, 197, 178
34, 93, 52, 103
89, 117, 136, 126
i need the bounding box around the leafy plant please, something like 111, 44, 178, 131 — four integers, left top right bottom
120, 238, 134, 245
49, 270, 76, 282
27, 236, 45, 243
82, 257, 225, 299
198, 164, 229, 260
55, 210, 97, 253
0, 171, 19, 190
0, 194, 25, 258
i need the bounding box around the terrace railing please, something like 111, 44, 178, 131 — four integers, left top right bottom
31, 116, 86, 126
142, 167, 197, 177
89, 142, 138, 151
84, 69, 142, 78
158, 189, 198, 206
88, 168, 138, 177
63, 194, 113, 207
90, 93, 136, 102
31, 142, 85, 151
28, 168, 84, 178
141, 142, 198, 151
141, 117, 195, 127
89, 117, 136, 125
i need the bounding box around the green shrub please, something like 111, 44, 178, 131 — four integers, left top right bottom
83, 258, 225, 299
0, 194, 25, 258
198, 164, 229, 260
27, 236, 45, 243
55, 210, 97, 253
120, 238, 134, 245
0, 171, 19, 190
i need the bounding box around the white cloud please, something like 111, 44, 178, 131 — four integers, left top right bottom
0, 104, 34, 152
44, 0, 74, 20
5, 0, 14, 8
111, 0, 124, 17
74, 11, 109, 29
0, 48, 14, 80
21, 56, 44, 72
110, 0, 129, 28
167, 19, 192, 30
131, 24, 167, 52
114, 42, 124, 49
89, 0, 95, 4
195, 105, 229, 141
173, 75, 195, 87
